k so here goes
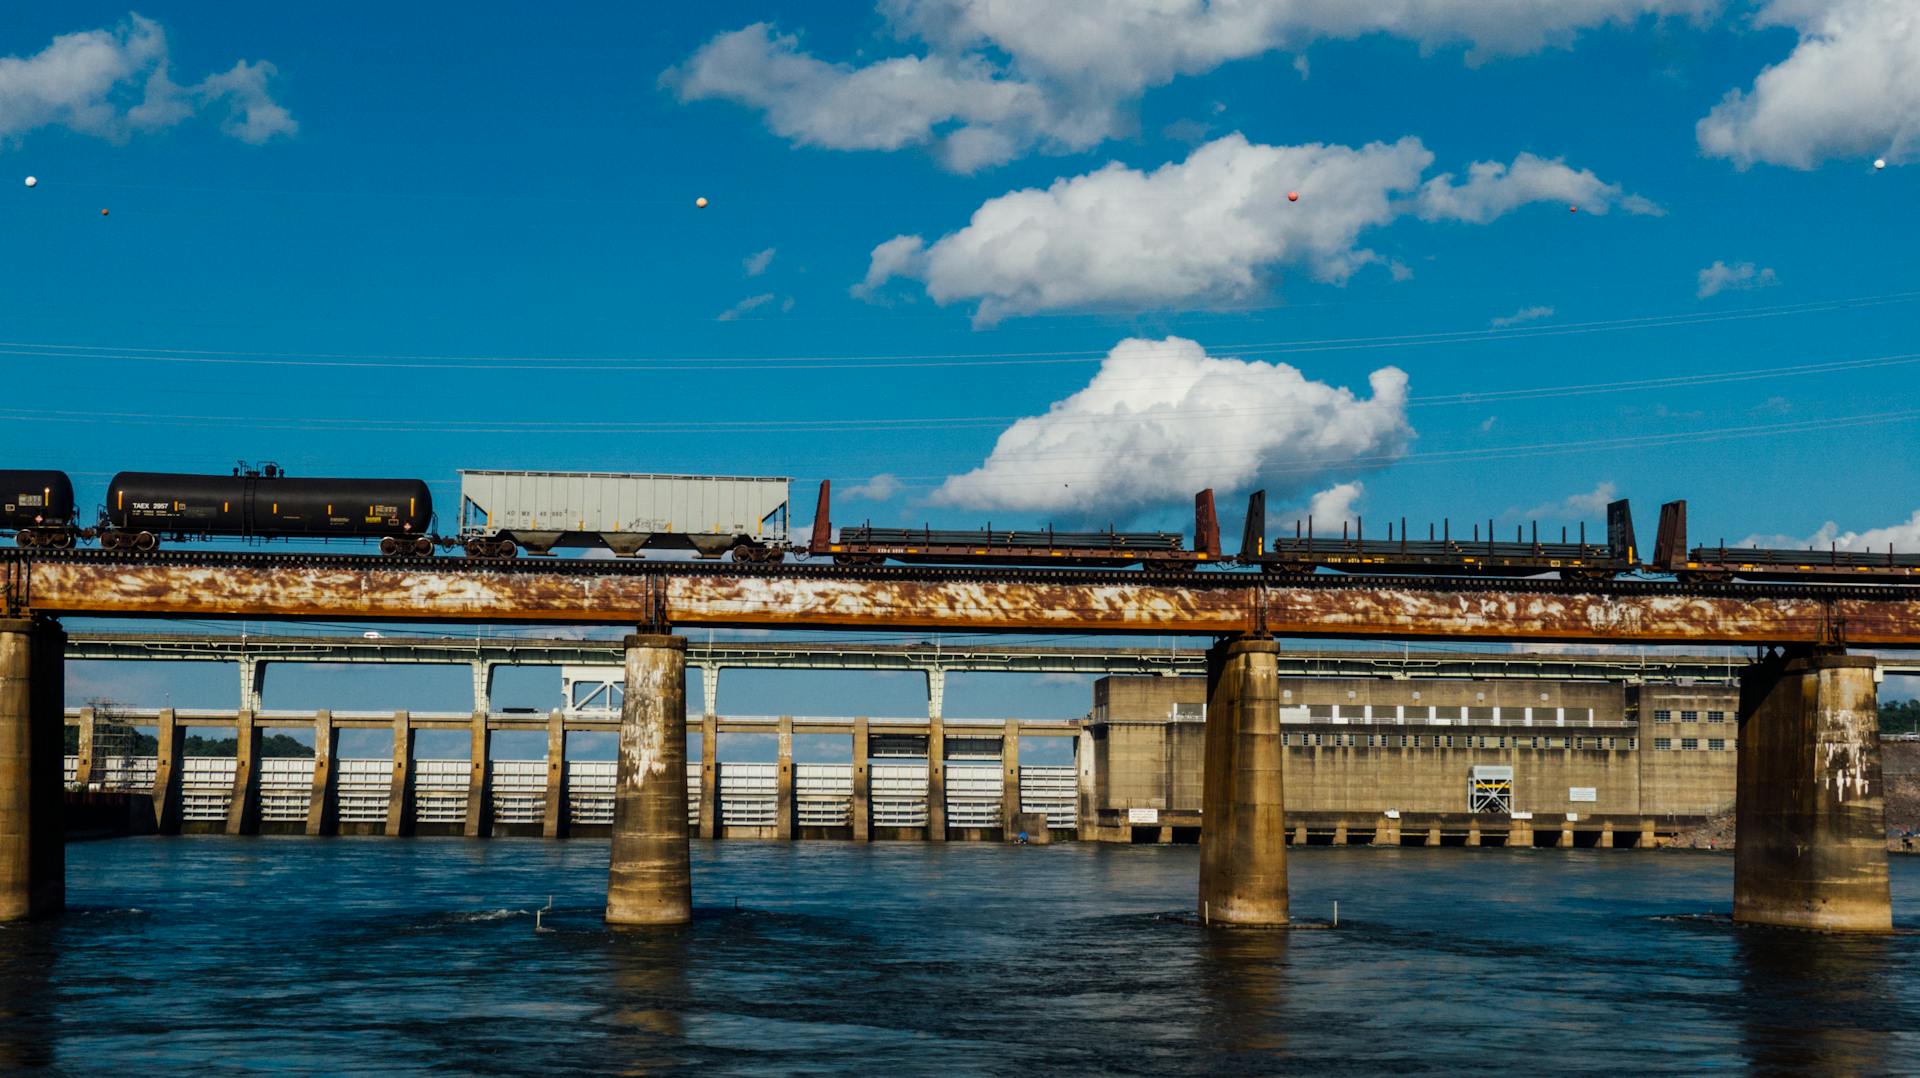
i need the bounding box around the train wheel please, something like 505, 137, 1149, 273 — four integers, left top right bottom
51, 530, 73, 550
15, 529, 33, 549
380, 536, 400, 556
492, 539, 517, 559
464, 539, 489, 558
133, 531, 157, 553
412, 536, 433, 557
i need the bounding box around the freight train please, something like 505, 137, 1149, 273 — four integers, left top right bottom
3, 466, 1916, 585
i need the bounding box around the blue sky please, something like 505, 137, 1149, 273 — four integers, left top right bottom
9, 3, 1920, 727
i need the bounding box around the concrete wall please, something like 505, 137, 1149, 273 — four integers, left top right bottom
1085, 673, 1739, 843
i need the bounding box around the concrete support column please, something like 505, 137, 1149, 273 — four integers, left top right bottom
1197, 636, 1288, 927
73, 706, 96, 787
1556, 827, 1574, 849
701, 664, 719, 726
697, 713, 718, 840
1465, 821, 1481, 847
542, 709, 568, 839
464, 712, 492, 838
470, 662, 495, 715
1075, 725, 1097, 842
1424, 826, 1441, 847
0, 619, 63, 921
1291, 822, 1307, 845
1734, 651, 1890, 933
776, 716, 794, 841
225, 710, 261, 836
1001, 719, 1021, 840
385, 710, 415, 837
1598, 825, 1614, 849
154, 707, 183, 834
925, 668, 946, 722
926, 716, 947, 842
1331, 822, 1348, 846
1508, 818, 1533, 848
239, 659, 266, 713
851, 717, 870, 842
306, 711, 337, 836
606, 634, 692, 927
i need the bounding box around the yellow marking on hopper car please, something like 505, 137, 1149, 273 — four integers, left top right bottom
224, 502, 230, 513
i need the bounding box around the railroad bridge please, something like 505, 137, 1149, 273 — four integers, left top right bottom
5, 549, 1919, 931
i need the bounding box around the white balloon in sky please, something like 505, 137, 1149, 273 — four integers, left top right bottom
22, 176, 35, 188
1875, 158, 1887, 170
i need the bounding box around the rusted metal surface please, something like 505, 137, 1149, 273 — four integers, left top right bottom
14, 556, 1920, 646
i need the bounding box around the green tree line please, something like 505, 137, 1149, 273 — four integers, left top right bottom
63, 726, 314, 758
1884, 700, 1920, 735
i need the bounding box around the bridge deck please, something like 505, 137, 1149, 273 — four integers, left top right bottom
9, 551, 1920, 646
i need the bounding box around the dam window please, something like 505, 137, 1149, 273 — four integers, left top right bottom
1654, 709, 1672, 723
1681, 738, 1699, 751
1707, 710, 1727, 723
1405, 706, 1432, 720
1309, 705, 1333, 719
1628, 738, 1639, 750
1709, 739, 1727, 751
1654, 738, 1672, 751
1681, 710, 1699, 723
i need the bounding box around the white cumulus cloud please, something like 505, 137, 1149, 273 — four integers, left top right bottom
743, 247, 776, 276
842, 473, 903, 501
933, 336, 1411, 517
0, 15, 295, 146
1696, 259, 1778, 298
1413, 153, 1663, 221
856, 134, 1652, 324
1518, 481, 1618, 521
1491, 304, 1554, 328
1698, 0, 1920, 169
669, 1, 1716, 170
1307, 481, 1364, 524
1741, 508, 1920, 552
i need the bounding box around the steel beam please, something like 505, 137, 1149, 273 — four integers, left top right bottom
21, 560, 1920, 646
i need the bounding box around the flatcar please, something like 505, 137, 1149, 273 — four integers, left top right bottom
1651, 500, 1920, 583
807, 481, 1222, 570
456, 470, 789, 560
0, 470, 77, 548
100, 464, 433, 555
1238, 490, 1638, 581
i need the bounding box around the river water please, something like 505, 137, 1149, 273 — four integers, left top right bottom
3, 839, 1917, 1075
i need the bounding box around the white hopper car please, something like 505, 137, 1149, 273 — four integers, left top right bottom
457, 470, 790, 560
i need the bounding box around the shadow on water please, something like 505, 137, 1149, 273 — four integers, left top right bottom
602, 922, 692, 1073
0, 924, 55, 1071
1196, 927, 1290, 1064
1734, 926, 1896, 1076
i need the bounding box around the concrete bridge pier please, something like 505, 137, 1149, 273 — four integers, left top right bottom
606, 633, 693, 926
0, 618, 64, 921
1734, 650, 1891, 933
1197, 636, 1288, 927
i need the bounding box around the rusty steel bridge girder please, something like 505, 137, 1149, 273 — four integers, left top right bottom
6, 552, 1920, 647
